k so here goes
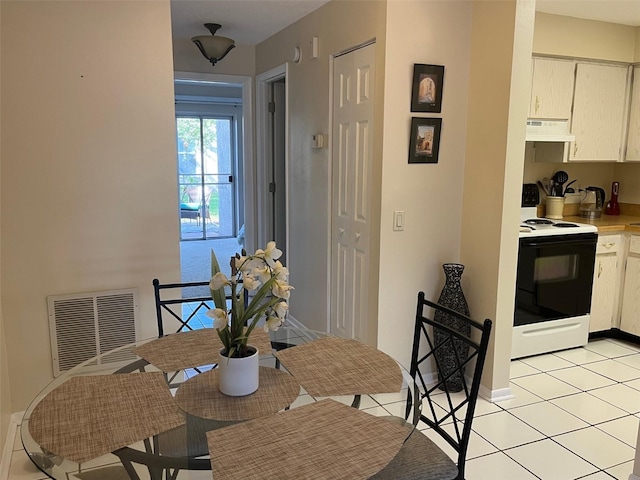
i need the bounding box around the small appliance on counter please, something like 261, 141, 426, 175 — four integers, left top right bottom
605, 182, 620, 216
522, 183, 539, 207
579, 186, 605, 219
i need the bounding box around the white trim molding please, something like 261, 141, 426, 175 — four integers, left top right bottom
480, 385, 514, 403
1, 412, 24, 480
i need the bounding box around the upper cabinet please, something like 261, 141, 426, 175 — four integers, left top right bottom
570, 63, 628, 162
529, 58, 575, 120
626, 66, 640, 162
528, 57, 635, 163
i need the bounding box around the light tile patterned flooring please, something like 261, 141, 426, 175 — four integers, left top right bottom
8, 337, 640, 479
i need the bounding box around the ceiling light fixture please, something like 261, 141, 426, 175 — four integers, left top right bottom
191, 23, 236, 67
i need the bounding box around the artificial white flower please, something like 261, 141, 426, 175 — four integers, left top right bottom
273, 301, 288, 319
238, 256, 262, 273
242, 274, 260, 291
234, 255, 248, 272
206, 308, 228, 329
253, 265, 271, 284
272, 261, 289, 282
272, 280, 294, 299
263, 316, 283, 332
209, 272, 230, 291
255, 241, 282, 267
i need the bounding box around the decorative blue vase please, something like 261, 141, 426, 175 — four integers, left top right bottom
434, 263, 471, 392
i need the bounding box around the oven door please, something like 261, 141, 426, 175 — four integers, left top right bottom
515, 233, 597, 327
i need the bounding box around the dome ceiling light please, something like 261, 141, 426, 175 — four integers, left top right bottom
191, 23, 236, 67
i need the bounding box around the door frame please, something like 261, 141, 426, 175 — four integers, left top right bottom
174, 71, 256, 252
255, 64, 289, 262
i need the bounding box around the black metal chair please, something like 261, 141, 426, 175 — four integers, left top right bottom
152, 278, 216, 337
371, 291, 492, 480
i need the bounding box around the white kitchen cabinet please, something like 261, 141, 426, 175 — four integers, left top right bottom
626, 65, 640, 161
529, 58, 575, 119
590, 235, 623, 332
570, 63, 629, 162
620, 235, 640, 335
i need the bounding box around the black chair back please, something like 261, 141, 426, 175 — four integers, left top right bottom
408, 291, 492, 479
152, 279, 215, 337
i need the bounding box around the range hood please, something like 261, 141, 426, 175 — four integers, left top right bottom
526, 119, 575, 143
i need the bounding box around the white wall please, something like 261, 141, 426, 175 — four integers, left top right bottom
0, 0, 180, 410
0, 0, 9, 452
533, 12, 637, 63
254, 1, 387, 338
460, 0, 534, 395
377, 0, 473, 367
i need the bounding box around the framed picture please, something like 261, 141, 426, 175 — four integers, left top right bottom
411, 64, 444, 113
409, 117, 442, 164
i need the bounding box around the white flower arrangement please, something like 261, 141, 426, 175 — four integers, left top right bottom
207, 241, 292, 358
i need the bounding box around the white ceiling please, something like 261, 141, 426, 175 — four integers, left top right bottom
170, 0, 640, 51
170, 0, 330, 46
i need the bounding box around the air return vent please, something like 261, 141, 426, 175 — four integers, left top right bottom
47, 289, 139, 376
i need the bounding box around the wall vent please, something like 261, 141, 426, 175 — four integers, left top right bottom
47, 288, 139, 376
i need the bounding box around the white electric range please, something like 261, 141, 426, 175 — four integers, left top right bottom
519, 207, 598, 237
512, 207, 599, 359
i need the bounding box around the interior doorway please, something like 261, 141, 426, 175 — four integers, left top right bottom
256, 65, 288, 264
174, 72, 254, 283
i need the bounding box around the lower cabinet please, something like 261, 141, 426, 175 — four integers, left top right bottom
620, 235, 640, 335
590, 234, 623, 332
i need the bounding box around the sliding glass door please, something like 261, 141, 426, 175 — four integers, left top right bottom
176, 116, 236, 240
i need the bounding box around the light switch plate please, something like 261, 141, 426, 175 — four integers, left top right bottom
393, 211, 405, 231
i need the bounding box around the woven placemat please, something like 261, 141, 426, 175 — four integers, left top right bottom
206, 398, 407, 480
274, 336, 403, 397
28, 373, 185, 464
134, 327, 273, 372
174, 366, 300, 421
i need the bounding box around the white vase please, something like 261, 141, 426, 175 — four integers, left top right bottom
217, 345, 259, 396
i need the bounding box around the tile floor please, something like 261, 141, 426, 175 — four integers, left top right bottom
7, 337, 640, 479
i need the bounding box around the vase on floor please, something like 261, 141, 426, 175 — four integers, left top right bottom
434, 263, 471, 393
217, 345, 259, 396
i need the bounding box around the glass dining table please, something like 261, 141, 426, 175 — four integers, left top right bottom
20, 326, 421, 480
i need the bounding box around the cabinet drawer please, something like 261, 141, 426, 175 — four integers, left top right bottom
596, 235, 622, 254
629, 235, 640, 255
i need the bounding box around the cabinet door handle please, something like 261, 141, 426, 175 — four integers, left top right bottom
574, 143, 578, 156
535, 96, 539, 114
604, 242, 615, 249
598, 262, 603, 278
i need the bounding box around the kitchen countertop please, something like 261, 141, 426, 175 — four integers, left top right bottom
563, 214, 640, 233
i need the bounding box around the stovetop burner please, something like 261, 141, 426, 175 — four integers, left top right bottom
523, 218, 554, 225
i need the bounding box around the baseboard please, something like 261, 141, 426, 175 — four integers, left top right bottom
480, 385, 514, 403
590, 328, 640, 345
1, 412, 23, 480
628, 473, 640, 480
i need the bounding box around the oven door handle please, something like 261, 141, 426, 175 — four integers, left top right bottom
524, 239, 596, 247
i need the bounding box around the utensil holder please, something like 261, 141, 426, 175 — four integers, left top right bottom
545, 197, 565, 219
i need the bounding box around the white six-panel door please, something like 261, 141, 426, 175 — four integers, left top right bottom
330, 43, 375, 342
